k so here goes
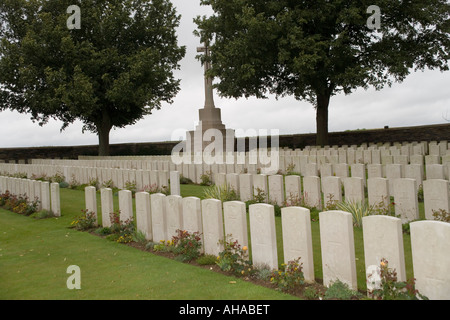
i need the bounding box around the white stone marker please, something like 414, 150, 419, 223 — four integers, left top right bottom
165, 195, 183, 239
118, 190, 133, 223
284, 175, 301, 204
50, 182, 61, 217
303, 176, 322, 209
362, 215, 406, 285
249, 203, 278, 270
201, 199, 224, 256
334, 163, 349, 178
101, 188, 114, 227
253, 174, 268, 202
170, 171, 180, 196
351, 163, 366, 186
319, 210, 357, 290
268, 174, 284, 206
393, 178, 419, 223
367, 164, 382, 179
223, 201, 248, 250
239, 174, 253, 202
386, 164, 403, 196
281, 206, 314, 283
405, 164, 423, 188
304, 163, 318, 176
367, 177, 390, 209
215, 172, 227, 187
423, 179, 450, 220
151, 193, 167, 242
85, 186, 97, 225
136, 192, 152, 240
343, 177, 364, 203
33, 180, 42, 211
411, 221, 450, 300
426, 164, 445, 180
41, 181, 51, 212
321, 176, 342, 208
182, 197, 203, 238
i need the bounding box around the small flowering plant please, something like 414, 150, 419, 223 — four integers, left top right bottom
171, 229, 203, 262
369, 258, 428, 300
216, 234, 253, 276
71, 209, 97, 231
270, 258, 304, 292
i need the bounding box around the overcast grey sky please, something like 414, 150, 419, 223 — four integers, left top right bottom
0, 0, 449, 148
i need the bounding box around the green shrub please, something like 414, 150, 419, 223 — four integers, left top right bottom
324, 279, 362, 300
196, 254, 217, 265
203, 184, 239, 202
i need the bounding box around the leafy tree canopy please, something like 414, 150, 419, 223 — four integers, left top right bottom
195, 0, 450, 145
0, 0, 186, 155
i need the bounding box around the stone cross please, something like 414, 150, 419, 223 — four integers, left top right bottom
197, 42, 215, 109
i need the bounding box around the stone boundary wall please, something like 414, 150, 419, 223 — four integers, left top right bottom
1, 123, 449, 162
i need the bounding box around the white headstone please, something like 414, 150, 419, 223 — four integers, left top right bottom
50, 182, 60, 217
150, 193, 167, 242
303, 176, 322, 209
170, 171, 180, 196
423, 179, 450, 220
284, 175, 301, 205
41, 181, 51, 211
268, 174, 284, 206
362, 215, 406, 284
281, 206, 314, 283
223, 201, 248, 249
165, 195, 183, 239
182, 197, 203, 236
249, 203, 278, 270
101, 188, 114, 227
136, 192, 152, 240
85, 186, 97, 225
319, 210, 357, 290
253, 174, 268, 202
410, 221, 450, 300
201, 198, 224, 256
343, 177, 364, 203
321, 176, 342, 208
367, 177, 390, 209
118, 190, 133, 223
393, 178, 419, 223
239, 173, 253, 202
426, 164, 445, 180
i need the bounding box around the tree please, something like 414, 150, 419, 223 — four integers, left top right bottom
194, 0, 450, 146
0, 0, 186, 155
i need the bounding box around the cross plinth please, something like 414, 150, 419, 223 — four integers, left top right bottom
186, 42, 234, 154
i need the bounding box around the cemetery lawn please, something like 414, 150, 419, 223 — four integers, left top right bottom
0, 185, 417, 299
0, 188, 295, 300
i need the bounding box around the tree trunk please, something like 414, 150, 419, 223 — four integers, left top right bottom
97, 109, 112, 156
316, 93, 330, 147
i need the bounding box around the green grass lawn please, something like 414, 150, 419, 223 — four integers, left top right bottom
0, 187, 295, 300
0, 183, 419, 299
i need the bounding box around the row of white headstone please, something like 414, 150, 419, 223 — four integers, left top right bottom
5, 156, 450, 194
0, 176, 61, 216
2, 160, 449, 222
217, 172, 450, 223
84, 187, 450, 300
28, 150, 450, 181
